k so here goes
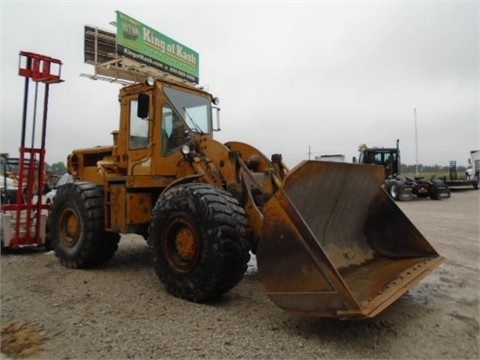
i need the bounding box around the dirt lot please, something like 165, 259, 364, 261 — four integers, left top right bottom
1, 189, 479, 359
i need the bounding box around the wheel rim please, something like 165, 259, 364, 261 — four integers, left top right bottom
59, 207, 81, 248
163, 216, 200, 273
390, 185, 398, 198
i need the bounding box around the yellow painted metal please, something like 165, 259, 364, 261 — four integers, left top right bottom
106, 185, 126, 232
257, 160, 444, 318
127, 192, 152, 225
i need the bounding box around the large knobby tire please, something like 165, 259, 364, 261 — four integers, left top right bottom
48, 182, 120, 268
148, 183, 251, 302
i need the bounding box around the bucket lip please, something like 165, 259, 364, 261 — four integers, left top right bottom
261, 255, 445, 319
336, 255, 445, 319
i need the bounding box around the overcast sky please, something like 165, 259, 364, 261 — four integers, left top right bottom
1, 1, 478, 168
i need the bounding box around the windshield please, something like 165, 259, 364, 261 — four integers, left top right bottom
360, 149, 397, 165
374, 150, 397, 165
163, 87, 212, 134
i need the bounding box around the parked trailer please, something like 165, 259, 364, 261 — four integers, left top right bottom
443, 150, 479, 190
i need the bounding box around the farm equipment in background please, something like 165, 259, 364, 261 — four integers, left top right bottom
1, 154, 22, 205
0, 52, 63, 249
443, 150, 480, 190
355, 140, 450, 201
47, 14, 444, 319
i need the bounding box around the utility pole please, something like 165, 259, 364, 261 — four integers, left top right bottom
414, 108, 419, 177
308, 145, 311, 160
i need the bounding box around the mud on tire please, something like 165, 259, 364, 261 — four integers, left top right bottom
148, 183, 251, 302
48, 182, 120, 268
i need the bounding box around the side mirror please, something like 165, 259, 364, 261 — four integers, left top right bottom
212, 106, 221, 131
137, 93, 150, 119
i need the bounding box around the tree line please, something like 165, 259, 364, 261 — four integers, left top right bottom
46, 162, 67, 175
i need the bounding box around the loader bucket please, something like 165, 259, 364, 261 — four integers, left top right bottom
257, 161, 444, 318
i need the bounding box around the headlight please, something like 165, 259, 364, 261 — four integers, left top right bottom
146, 76, 154, 86
181, 145, 190, 155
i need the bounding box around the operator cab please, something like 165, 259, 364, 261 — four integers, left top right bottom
136, 82, 218, 156
161, 87, 212, 154
359, 148, 399, 178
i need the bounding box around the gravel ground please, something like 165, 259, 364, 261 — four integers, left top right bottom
1, 189, 479, 359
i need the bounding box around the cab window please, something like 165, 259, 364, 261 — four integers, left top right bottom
163, 87, 211, 134
130, 99, 149, 149
162, 104, 188, 154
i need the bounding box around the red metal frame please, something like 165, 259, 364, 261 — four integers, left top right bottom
18, 51, 63, 84
1, 52, 63, 248
2, 149, 50, 247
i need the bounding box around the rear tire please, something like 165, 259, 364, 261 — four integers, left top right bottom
148, 183, 250, 302
429, 180, 450, 200
429, 190, 450, 200
49, 182, 120, 268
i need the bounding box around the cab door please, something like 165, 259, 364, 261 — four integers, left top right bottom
126, 93, 153, 176
107, 92, 153, 233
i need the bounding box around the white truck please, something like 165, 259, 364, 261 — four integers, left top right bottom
444, 150, 479, 190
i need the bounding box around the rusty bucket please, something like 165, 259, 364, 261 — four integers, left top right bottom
257, 161, 444, 318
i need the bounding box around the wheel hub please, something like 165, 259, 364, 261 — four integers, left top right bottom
59, 208, 80, 247
164, 217, 200, 273
175, 226, 197, 260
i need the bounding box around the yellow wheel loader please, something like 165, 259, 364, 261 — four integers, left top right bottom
48, 78, 444, 318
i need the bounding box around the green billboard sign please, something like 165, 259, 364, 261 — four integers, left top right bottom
116, 11, 199, 84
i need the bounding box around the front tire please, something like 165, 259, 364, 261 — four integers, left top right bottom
49, 182, 120, 268
148, 183, 250, 302
389, 183, 399, 200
